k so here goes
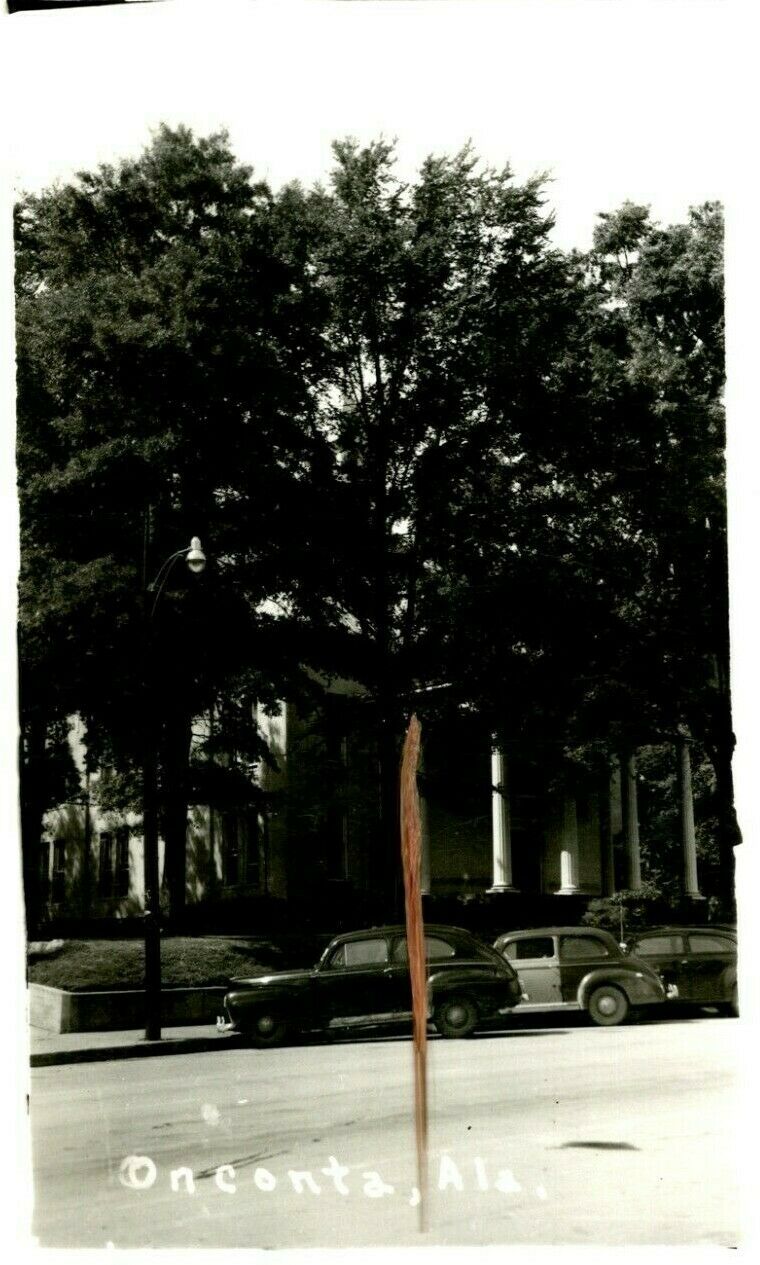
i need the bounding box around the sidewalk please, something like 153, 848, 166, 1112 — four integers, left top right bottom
29, 1023, 240, 1067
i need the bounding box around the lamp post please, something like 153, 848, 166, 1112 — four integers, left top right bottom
143, 536, 206, 1041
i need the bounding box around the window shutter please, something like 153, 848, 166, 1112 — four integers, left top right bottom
115, 827, 130, 898
98, 832, 113, 897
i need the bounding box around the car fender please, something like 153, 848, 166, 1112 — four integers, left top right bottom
720, 962, 738, 995
577, 966, 665, 1010
225, 983, 301, 1020
427, 967, 512, 1015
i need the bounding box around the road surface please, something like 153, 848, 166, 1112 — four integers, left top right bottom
28, 1014, 740, 1247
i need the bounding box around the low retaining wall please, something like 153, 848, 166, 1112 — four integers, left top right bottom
29, 983, 227, 1034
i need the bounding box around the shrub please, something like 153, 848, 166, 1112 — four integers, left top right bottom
581, 884, 669, 941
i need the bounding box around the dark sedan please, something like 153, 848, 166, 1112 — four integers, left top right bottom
623, 926, 738, 1014
221, 923, 523, 1046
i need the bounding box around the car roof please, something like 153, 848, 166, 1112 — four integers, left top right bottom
494, 926, 618, 940
329, 923, 481, 944
630, 925, 737, 937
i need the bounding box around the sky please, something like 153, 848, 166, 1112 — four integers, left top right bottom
2, 2, 759, 1253
4, 0, 755, 772
3, 0, 742, 249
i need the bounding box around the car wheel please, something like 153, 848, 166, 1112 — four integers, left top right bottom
588, 985, 629, 1027
246, 1009, 289, 1048
435, 996, 478, 1039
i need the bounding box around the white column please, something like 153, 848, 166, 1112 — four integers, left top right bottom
558, 794, 580, 894
623, 753, 642, 889
678, 738, 703, 899
488, 749, 518, 892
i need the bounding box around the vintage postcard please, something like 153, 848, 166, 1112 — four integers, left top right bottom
3, 0, 756, 1256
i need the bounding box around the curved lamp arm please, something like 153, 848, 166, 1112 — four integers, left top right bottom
148, 537, 206, 619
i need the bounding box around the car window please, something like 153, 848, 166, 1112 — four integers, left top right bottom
631, 934, 683, 956
560, 935, 610, 960
327, 938, 389, 968
503, 936, 555, 961
687, 934, 735, 955
392, 935, 457, 963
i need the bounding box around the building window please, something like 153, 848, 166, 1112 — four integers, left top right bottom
98, 832, 113, 896
245, 811, 260, 887
98, 828, 130, 899
221, 812, 261, 888
323, 803, 348, 881
51, 840, 66, 904
222, 814, 240, 886
115, 828, 130, 898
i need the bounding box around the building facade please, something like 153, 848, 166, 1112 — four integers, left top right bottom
37, 697, 708, 930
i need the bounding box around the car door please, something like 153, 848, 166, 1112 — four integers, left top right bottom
683, 932, 736, 1003
557, 933, 615, 1001
315, 935, 395, 1026
501, 935, 561, 1004
628, 932, 686, 999
385, 932, 460, 1016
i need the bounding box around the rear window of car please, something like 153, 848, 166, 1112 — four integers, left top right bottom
631, 934, 684, 956
327, 938, 389, 968
560, 935, 610, 960
687, 934, 735, 954
503, 936, 555, 961
392, 935, 457, 963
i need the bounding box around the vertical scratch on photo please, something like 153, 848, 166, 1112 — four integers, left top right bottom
400, 713, 428, 1232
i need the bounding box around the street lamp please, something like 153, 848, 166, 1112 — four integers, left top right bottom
143, 536, 207, 1042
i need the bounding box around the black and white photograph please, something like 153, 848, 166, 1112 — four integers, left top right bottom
2, 0, 757, 1253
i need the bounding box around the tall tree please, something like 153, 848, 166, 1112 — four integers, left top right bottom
586, 201, 735, 904
15, 125, 317, 926
269, 141, 602, 907
18, 126, 731, 925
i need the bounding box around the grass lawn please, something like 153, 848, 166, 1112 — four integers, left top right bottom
27, 937, 289, 992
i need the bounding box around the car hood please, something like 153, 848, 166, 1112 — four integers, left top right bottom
228, 969, 314, 989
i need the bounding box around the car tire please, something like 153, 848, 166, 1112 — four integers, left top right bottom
588, 984, 629, 1027
435, 996, 478, 1039
246, 1009, 289, 1048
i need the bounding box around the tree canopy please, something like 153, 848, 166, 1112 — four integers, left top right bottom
16, 126, 731, 921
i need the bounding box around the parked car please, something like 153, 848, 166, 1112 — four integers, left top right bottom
221, 923, 524, 1046
622, 926, 738, 1014
492, 926, 666, 1026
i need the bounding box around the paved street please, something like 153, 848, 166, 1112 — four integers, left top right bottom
29, 1015, 740, 1248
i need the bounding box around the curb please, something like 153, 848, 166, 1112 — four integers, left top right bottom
31, 1034, 240, 1067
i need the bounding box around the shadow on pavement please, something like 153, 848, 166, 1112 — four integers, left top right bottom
231, 1001, 733, 1053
